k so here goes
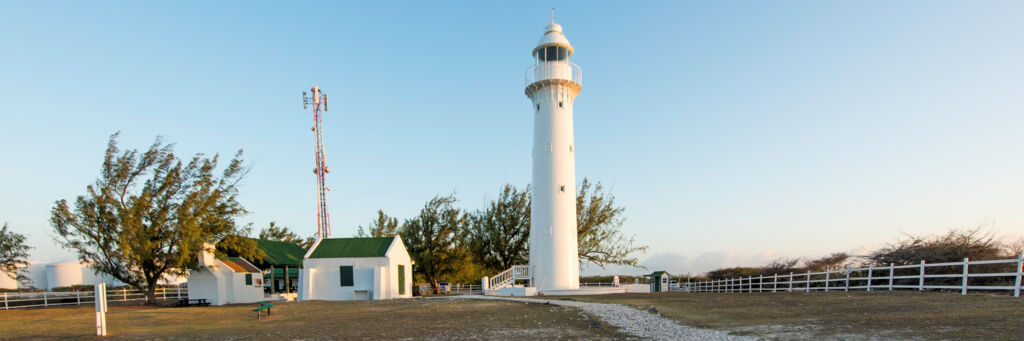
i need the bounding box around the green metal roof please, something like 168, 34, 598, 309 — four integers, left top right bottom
308, 237, 394, 258
648, 271, 669, 277
254, 238, 306, 266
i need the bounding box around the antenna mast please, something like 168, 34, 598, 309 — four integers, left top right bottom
303, 85, 332, 239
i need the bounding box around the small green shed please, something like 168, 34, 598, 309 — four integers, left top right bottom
647, 271, 671, 292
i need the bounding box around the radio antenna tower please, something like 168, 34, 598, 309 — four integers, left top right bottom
303, 85, 332, 239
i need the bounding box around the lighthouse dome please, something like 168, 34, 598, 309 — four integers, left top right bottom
533, 23, 574, 58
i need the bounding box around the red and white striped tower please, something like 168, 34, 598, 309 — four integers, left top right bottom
304, 85, 332, 239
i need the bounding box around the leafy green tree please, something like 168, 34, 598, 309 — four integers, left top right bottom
215, 234, 265, 263
466, 184, 531, 273
259, 221, 314, 249
356, 210, 401, 238
575, 178, 648, 267
0, 223, 32, 282
50, 133, 248, 304
401, 194, 467, 293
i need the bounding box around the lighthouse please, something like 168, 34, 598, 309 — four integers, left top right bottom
526, 20, 583, 292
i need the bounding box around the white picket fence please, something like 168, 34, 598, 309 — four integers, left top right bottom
685, 254, 1024, 297
2, 285, 188, 310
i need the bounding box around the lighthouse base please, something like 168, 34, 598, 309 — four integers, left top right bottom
539, 287, 627, 296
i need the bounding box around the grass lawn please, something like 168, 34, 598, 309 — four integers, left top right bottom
0, 298, 629, 340
563, 291, 1024, 340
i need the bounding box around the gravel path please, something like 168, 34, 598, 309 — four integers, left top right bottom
462, 295, 756, 340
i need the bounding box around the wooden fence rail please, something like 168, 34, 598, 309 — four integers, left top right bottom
682, 254, 1024, 297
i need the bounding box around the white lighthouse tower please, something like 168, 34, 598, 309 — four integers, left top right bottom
526, 19, 583, 292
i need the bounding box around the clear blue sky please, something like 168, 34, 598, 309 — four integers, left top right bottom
2, 1, 1022, 276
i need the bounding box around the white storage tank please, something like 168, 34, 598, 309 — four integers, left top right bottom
46, 260, 84, 290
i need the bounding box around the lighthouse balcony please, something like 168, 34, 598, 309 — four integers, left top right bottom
525, 61, 582, 88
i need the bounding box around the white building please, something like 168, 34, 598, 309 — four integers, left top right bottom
298, 236, 412, 301
186, 245, 264, 305
526, 19, 584, 292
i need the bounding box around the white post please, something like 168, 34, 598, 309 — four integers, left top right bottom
177, 284, 182, 299
919, 260, 926, 291
44, 292, 48, 307
773, 274, 777, 293
888, 263, 894, 291
758, 275, 763, 293
162, 287, 166, 300
481, 276, 489, 292
867, 265, 873, 292
122, 288, 127, 301
1015, 253, 1023, 298
77, 291, 82, 305
749, 276, 753, 293
94, 283, 107, 336
788, 272, 793, 292
825, 271, 830, 292
3, 292, 6, 310
805, 271, 810, 292
845, 267, 850, 292
961, 257, 969, 296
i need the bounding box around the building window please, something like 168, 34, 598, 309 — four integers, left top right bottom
340, 266, 354, 287
558, 101, 563, 108
569, 145, 573, 152
536, 104, 540, 111
559, 185, 565, 192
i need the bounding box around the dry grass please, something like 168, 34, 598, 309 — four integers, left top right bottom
0, 298, 629, 340
563, 291, 1024, 340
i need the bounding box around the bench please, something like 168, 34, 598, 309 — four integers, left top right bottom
253, 301, 274, 319
178, 298, 210, 307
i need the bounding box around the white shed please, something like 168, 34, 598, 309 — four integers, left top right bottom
298, 236, 412, 301
647, 271, 671, 292
187, 245, 264, 305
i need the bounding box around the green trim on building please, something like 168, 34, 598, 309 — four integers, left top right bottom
339, 266, 354, 286
648, 271, 669, 278
309, 237, 394, 258
263, 267, 300, 279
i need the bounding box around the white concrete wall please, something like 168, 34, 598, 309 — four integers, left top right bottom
186, 269, 224, 305
229, 272, 264, 304
385, 238, 413, 299
302, 257, 386, 301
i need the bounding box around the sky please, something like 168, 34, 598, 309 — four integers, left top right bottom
1, 1, 1022, 276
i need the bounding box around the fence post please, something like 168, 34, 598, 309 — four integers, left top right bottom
3, 292, 7, 310
788, 272, 793, 292
773, 274, 777, 293
122, 287, 127, 301
866, 265, 873, 292
1011, 250, 1019, 296
162, 287, 166, 300
805, 271, 810, 292
758, 275, 763, 293
1015, 253, 1022, 297
919, 260, 926, 291
825, 271, 830, 292
844, 267, 850, 292
961, 257, 969, 296
888, 263, 894, 291
177, 285, 182, 299
44, 292, 48, 307
77, 291, 82, 305
748, 276, 753, 293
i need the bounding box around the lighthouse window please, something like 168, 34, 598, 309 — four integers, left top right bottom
558, 102, 563, 108
559, 185, 565, 192
536, 45, 570, 62
536, 104, 540, 111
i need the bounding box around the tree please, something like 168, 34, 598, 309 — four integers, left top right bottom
215, 234, 265, 263
0, 223, 32, 282
50, 133, 248, 304
259, 221, 314, 249
803, 253, 850, 272
356, 210, 401, 238
865, 227, 1004, 266
575, 178, 647, 267
401, 194, 467, 293
466, 184, 531, 273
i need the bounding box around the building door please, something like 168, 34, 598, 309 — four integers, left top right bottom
398, 265, 406, 295
654, 278, 661, 292
395, 262, 403, 294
